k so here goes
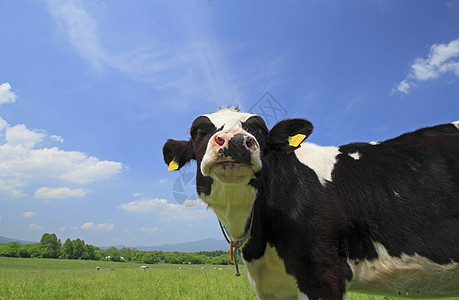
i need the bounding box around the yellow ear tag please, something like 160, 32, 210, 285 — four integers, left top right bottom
288, 134, 307, 148
168, 160, 179, 171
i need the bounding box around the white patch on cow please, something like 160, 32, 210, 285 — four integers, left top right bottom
246, 245, 300, 300
347, 242, 459, 297
204, 108, 255, 132
369, 141, 380, 145
452, 120, 459, 129
294, 142, 340, 185
200, 179, 257, 240
348, 152, 361, 160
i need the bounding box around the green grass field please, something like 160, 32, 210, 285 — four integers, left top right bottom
0, 257, 449, 299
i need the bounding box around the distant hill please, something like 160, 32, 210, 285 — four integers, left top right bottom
136, 238, 228, 252
0, 235, 36, 245
101, 238, 229, 253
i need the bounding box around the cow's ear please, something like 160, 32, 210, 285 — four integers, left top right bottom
266, 119, 313, 153
163, 139, 194, 171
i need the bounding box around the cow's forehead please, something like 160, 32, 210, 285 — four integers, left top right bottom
203, 109, 257, 131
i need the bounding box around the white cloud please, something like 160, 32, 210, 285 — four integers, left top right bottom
29, 223, 43, 230
59, 226, 66, 231
81, 222, 114, 231
119, 198, 169, 213
183, 199, 202, 207
0, 83, 17, 105
34, 187, 87, 199
50, 135, 64, 143
393, 38, 459, 95
133, 192, 143, 197
23, 211, 36, 218
140, 227, 159, 234
0, 85, 123, 198
119, 197, 212, 222
5, 124, 46, 148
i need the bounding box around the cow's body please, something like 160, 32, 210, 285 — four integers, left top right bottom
163, 109, 459, 299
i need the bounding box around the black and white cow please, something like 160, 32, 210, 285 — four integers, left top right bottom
163, 108, 459, 299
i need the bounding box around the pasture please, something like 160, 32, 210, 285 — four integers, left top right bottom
0, 257, 453, 299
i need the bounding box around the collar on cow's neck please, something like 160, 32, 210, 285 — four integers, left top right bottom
218, 205, 254, 277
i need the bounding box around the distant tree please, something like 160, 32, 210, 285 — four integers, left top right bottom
0, 242, 21, 257
164, 252, 179, 264
40, 233, 61, 258
142, 252, 159, 264
26, 244, 44, 258
82, 244, 99, 260
133, 252, 145, 262
61, 238, 74, 259
19, 244, 31, 258
95, 249, 105, 261
120, 247, 134, 261
108, 247, 121, 261
72, 239, 85, 259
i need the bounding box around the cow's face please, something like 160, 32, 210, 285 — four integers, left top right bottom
163, 108, 313, 195
198, 109, 267, 184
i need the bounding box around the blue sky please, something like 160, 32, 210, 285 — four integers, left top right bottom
1, 0, 458, 247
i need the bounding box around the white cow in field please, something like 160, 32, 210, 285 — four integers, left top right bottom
140, 265, 149, 270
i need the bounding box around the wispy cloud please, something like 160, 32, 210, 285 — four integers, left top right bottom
392, 38, 459, 95
34, 187, 86, 199
43, 1, 286, 109
119, 197, 211, 222
81, 222, 114, 231
140, 227, 159, 234
44, 1, 238, 104
23, 211, 36, 218
45, 0, 106, 71
29, 223, 43, 230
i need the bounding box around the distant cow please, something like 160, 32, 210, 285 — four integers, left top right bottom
141, 265, 149, 270
163, 108, 459, 299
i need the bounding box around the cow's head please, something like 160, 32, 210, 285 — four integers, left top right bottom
163, 108, 313, 198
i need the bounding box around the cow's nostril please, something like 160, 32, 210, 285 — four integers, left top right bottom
215, 136, 225, 146
246, 137, 255, 150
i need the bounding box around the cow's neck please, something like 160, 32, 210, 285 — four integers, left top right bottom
201, 179, 257, 240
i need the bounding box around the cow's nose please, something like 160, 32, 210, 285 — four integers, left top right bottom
213, 131, 258, 153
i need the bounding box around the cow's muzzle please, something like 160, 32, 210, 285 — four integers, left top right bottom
201, 130, 261, 183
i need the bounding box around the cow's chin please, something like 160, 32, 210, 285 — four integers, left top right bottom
209, 162, 254, 184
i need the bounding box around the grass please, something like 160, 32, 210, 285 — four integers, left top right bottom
0, 257, 451, 299
0, 257, 256, 300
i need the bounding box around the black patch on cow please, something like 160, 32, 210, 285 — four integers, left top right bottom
334, 129, 459, 265
242, 116, 269, 151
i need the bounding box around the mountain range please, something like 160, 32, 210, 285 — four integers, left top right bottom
0, 235, 36, 245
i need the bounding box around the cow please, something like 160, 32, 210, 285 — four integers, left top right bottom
163, 108, 459, 299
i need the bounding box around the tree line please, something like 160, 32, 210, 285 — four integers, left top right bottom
0, 233, 240, 265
